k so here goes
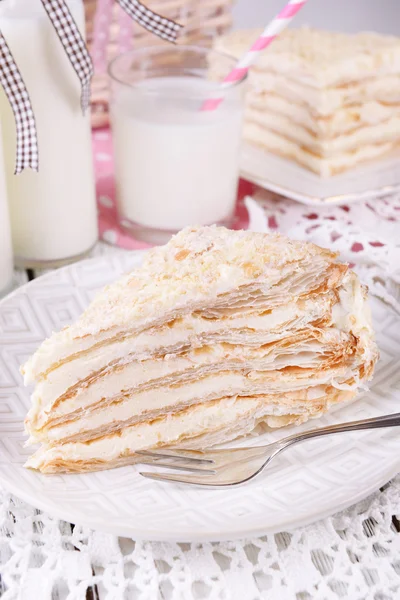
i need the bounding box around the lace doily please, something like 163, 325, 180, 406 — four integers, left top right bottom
0, 479, 399, 599
1, 192, 400, 599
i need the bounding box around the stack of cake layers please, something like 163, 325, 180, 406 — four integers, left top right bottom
213, 28, 400, 176
23, 226, 378, 473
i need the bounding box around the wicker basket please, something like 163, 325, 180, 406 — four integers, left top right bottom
84, 0, 234, 127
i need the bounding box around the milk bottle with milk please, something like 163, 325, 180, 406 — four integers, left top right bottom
0, 0, 97, 267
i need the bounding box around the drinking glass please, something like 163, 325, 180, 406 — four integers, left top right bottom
108, 45, 245, 243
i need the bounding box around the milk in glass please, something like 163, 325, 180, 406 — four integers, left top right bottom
112, 77, 243, 231
0, 0, 97, 266
109, 47, 245, 240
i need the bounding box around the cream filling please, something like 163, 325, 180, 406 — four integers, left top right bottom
29, 296, 332, 414
25, 273, 377, 470
244, 122, 396, 176
332, 273, 376, 366
247, 93, 400, 136
23, 279, 283, 383
25, 393, 330, 468
247, 71, 400, 116
29, 273, 374, 438
31, 332, 345, 429
22, 258, 336, 384
28, 273, 376, 438
33, 362, 359, 445
245, 106, 400, 155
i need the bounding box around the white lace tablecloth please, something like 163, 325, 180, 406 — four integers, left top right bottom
1, 191, 400, 600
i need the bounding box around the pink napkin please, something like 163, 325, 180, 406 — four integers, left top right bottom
92, 127, 253, 249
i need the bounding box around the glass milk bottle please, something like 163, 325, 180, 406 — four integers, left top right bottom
0, 128, 13, 295
0, 0, 98, 267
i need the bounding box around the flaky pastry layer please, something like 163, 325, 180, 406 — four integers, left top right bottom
26, 388, 356, 474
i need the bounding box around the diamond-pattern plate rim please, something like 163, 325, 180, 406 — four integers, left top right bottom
0, 464, 399, 542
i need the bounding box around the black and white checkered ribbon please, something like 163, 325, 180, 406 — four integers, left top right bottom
116, 0, 182, 43
0, 33, 38, 174
40, 0, 94, 113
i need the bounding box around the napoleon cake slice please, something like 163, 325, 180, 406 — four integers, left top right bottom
23, 226, 378, 473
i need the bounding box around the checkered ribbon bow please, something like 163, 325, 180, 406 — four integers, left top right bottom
41, 0, 94, 113
116, 0, 182, 43
0, 34, 38, 174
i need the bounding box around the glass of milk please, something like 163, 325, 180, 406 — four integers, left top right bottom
108, 45, 245, 243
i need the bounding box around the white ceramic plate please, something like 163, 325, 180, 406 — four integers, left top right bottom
240, 143, 400, 206
1, 253, 399, 542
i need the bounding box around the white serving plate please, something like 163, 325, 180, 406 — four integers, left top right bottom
240, 143, 400, 206
0, 253, 399, 542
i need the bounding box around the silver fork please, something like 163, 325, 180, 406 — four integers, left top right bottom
137, 412, 400, 487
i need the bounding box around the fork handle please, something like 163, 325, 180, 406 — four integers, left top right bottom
280, 412, 400, 448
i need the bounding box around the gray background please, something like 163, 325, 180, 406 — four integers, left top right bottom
232, 0, 400, 35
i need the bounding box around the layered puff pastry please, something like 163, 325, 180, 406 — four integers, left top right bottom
23, 226, 378, 474
212, 28, 400, 176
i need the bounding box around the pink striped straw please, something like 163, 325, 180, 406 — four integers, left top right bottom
203, 0, 308, 111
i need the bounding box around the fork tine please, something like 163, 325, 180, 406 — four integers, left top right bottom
137, 458, 215, 474
136, 449, 214, 464
140, 470, 219, 486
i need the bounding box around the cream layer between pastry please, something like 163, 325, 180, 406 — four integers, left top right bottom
27, 270, 374, 448
23, 255, 339, 383
27, 271, 373, 442
245, 71, 400, 116
28, 295, 333, 413
245, 106, 400, 153
26, 389, 356, 474
244, 122, 396, 176
247, 93, 400, 137
30, 332, 345, 437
